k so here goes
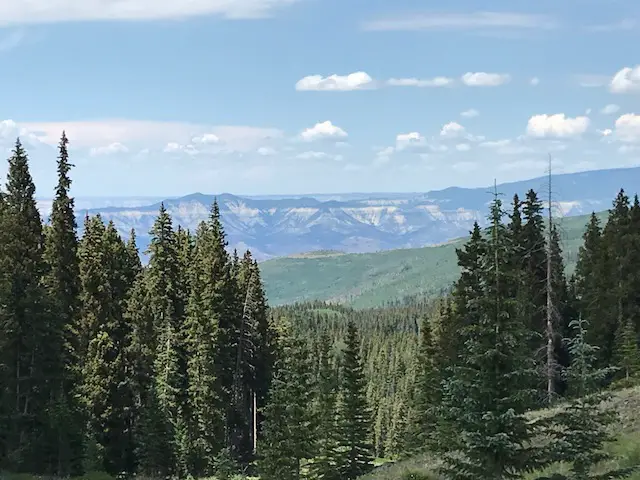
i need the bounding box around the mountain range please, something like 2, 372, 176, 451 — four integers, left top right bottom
36, 166, 640, 261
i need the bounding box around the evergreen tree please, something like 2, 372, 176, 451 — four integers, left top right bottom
259, 320, 315, 480
309, 332, 340, 480
612, 316, 640, 385
0, 139, 50, 473
41, 131, 84, 476
436, 195, 542, 480
334, 321, 374, 479
539, 317, 634, 480
146, 204, 189, 474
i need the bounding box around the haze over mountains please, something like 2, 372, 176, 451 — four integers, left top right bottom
36, 166, 640, 261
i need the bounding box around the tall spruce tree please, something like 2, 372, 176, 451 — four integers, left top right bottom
259, 319, 315, 480
147, 204, 189, 474
436, 194, 542, 480
334, 321, 374, 479
41, 131, 84, 476
0, 139, 50, 473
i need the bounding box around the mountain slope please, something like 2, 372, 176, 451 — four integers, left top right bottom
57, 166, 640, 261
259, 211, 606, 308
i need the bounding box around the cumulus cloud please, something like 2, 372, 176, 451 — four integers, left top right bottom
295, 72, 374, 91
362, 12, 558, 32
526, 113, 590, 138
192, 133, 220, 144
461, 72, 511, 87
387, 77, 454, 87
395, 132, 425, 150
598, 128, 613, 137
610, 66, 640, 94
90, 142, 129, 156
601, 104, 620, 115
440, 122, 466, 138
460, 109, 479, 118
300, 121, 348, 142
164, 142, 198, 155
0, 0, 300, 26
615, 114, 640, 142
257, 146, 276, 156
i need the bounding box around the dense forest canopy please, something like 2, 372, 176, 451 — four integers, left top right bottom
0, 136, 639, 480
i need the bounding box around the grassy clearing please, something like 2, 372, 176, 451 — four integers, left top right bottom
360, 386, 640, 480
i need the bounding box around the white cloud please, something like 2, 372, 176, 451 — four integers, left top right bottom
21, 119, 282, 152
296, 151, 342, 161
164, 142, 198, 155
610, 66, 640, 94
460, 109, 479, 118
601, 104, 620, 115
587, 19, 637, 32
395, 132, 425, 150
192, 133, 220, 144
440, 121, 466, 138
598, 129, 613, 137
461, 72, 511, 87
362, 12, 557, 32
576, 74, 610, 88
456, 143, 471, 151
530, 77, 540, 86
300, 121, 347, 142
615, 113, 640, 142
526, 114, 590, 138
296, 72, 374, 91
0, 0, 300, 26
90, 142, 129, 156
257, 146, 276, 156
387, 77, 454, 87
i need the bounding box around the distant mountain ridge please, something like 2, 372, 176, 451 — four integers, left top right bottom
37, 166, 640, 261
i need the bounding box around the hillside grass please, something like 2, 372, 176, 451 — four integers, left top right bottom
260, 211, 607, 309
359, 386, 640, 480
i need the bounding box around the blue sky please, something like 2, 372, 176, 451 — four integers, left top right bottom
1, 0, 640, 197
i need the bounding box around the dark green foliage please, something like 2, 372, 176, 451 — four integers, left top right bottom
540, 317, 635, 480
435, 196, 542, 480
259, 321, 315, 480
0, 139, 50, 473
334, 322, 374, 479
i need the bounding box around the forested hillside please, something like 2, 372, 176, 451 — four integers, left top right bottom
260, 210, 607, 308
1, 136, 640, 480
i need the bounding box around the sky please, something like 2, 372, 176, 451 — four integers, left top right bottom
1, 0, 640, 197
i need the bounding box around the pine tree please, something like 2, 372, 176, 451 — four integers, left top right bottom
309, 331, 340, 480
79, 218, 136, 475
334, 321, 374, 479
41, 131, 84, 476
0, 139, 50, 473
612, 316, 640, 385
538, 317, 635, 480
145, 204, 189, 474
259, 320, 315, 480
436, 194, 542, 480
185, 219, 225, 475
406, 315, 440, 453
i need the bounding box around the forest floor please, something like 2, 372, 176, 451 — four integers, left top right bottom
360, 386, 640, 480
